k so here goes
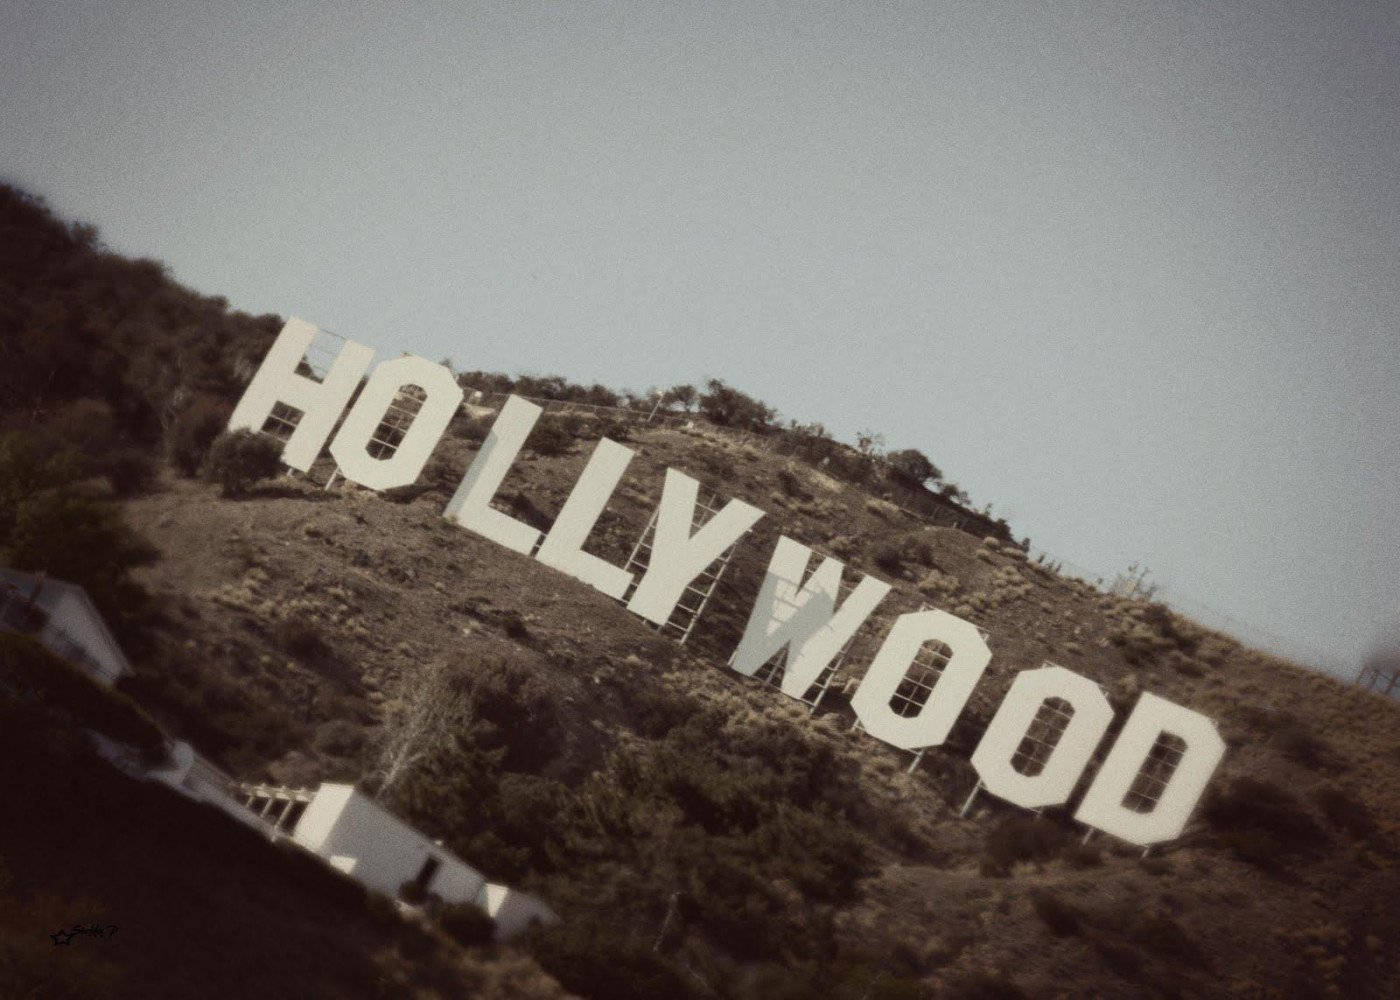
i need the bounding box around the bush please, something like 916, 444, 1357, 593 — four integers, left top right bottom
980, 815, 1069, 877
313, 718, 366, 758
1094, 940, 1145, 979
871, 542, 905, 576
103, 447, 158, 496
828, 535, 858, 559
273, 617, 332, 663
595, 417, 633, 442
170, 395, 231, 476
201, 429, 283, 496
698, 378, 776, 432
526, 416, 574, 457
1127, 914, 1200, 961
1029, 889, 1084, 936
1204, 777, 1330, 868
1275, 720, 1338, 771
0, 433, 157, 635
886, 448, 941, 487
530, 924, 701, 1000
1311, 785, 1376, 838
438, 901, 496, 947
944, 972, 1028, 1000
777, 467, 807, 498
454, 414, 494, 443
1062, 840, 1102, 869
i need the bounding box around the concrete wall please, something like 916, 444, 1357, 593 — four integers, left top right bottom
479, 883, 559, 941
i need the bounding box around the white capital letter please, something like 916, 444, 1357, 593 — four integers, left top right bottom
534, 437, 636, 599
442, 395, 543, 555
329, 356, 462, 491
730, 536, 890, 702
227, 317, 375, 471
971, 665, 1113, 810
1074, 692, 1225, 846
625, 469, 763, 626
852, 610, 991, 751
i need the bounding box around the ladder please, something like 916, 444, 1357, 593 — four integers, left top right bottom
620, 484, 744, 644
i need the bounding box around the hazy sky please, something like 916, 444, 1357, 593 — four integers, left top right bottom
4, 1, 1397, 676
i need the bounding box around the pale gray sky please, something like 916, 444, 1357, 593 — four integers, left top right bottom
4, 1, 1397, 676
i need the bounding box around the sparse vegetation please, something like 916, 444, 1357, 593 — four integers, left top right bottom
3, 183, 1399, 1000
201, 429, 283, 497
1311, 785, 1376, 838
1029, 888, 1084, 936
1205, 777, 1331, 870
980, 816, 1071, 877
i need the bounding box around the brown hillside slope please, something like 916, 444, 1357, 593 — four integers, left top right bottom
118, 418, 1400, 1000
5, 184, 1396, 998
0, 696, 570, 1000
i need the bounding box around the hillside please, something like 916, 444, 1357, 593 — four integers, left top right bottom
3, 186, 1399, 999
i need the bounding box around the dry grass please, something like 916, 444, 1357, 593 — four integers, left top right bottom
104, 425, 1400, 1000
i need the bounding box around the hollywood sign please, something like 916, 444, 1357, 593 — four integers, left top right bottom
229, 318, 1226, 848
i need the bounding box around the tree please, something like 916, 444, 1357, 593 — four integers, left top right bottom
886, 448, 942, 487
0, 432, 157, 637
169, 395, 231, 476
663, 384, 698, 413
855, 430, 886, 457
201, 429, 282, 497
697, 379, 776, 432
370, 658, 481, 802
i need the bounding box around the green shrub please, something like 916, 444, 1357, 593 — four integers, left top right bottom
1311, 785, 1376, 838
1127, 914, 1200, 961
526, 416, 575, 456
103, 447, 158, 496
0, 433, 157, 634
944, 972, 1028, 1000
1204, 777, 1330, 868
1062, 840, 1102, 869
871, 541, 905, 576
454, 414, 494, 443
273, 616, 332, 664
595, 416, 633, 442
980, 815, 1069, 876
828, 534, 858, 559
201, 429, 283, 496
1275, 720, 1338, 771
1029, 889, 1084, 936
1094, 939, 1145, 979
313, 718, 367, 758
777, 466, 807, 497
698, 378, 776, 432
886, 448, 941, 487
170, 395, 231, 476
529, 923, 701, 1000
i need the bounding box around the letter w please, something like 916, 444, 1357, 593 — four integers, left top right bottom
730, 536, 890, 700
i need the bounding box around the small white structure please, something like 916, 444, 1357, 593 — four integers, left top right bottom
240, 782, 558, 940
0, 569, 131, 687
291, 783, 489, 904
1, 567, 560, 941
